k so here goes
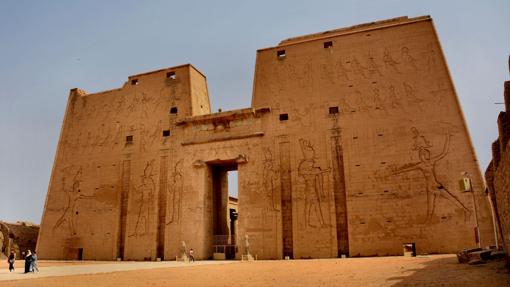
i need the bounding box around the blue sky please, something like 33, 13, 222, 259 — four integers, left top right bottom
0, 0, 509, 223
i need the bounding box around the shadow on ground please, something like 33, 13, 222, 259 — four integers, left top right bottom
387, 256, 510, 286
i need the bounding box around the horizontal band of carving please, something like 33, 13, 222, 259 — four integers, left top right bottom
176, 107, 270, 126
181, 132, 264, 146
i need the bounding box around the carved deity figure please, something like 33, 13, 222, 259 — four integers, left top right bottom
401, 47, 418, 71
298, 139, 331, 228
131, 160, 156, 237
262, 148, 280, 211
53, 167, 95, 236
167, 159, 183, 225
390, 128, 470, 220
383, 48, 400, 73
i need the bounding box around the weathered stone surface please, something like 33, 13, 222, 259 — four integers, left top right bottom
467, 250, 492, 265
457, 248, 482, 263
485, 55, 510, 264
37, 16, 495, 261
0, 221, 39, 259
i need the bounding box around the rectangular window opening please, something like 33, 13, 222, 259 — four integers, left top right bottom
324, 41, 333, 49
170, 107, 178, 114
166, 71, 176, 80
279, 113, 288, 121
162, 130, 170, 137
131, 79, 138, 85
329, 106, 339, 114
126, 135, 133, 143
277, 50, 286, 60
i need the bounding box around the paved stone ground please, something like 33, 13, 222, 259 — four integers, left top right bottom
0, 260, 234, 281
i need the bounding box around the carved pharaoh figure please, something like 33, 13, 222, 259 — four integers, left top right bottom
383, 48, 400, 74
53, 166, 94, 236
130, 160, 156, 237
390, 128, 471, 220
298, 139, 331, 228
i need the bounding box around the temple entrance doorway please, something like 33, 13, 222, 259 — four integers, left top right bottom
207, 160, 238, 260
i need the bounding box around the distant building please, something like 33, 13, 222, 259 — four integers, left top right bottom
37, 16, 495, 260
0, 221, 39, 259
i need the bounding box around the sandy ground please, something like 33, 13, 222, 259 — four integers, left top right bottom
0, 254, 509, 287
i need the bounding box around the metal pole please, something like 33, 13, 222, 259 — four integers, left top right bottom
470, 178, 481, 248
486, 193, 499, 249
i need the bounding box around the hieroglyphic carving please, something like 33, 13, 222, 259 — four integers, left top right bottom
166, 159, 183, 225
126, 91, 141, 113
320, 63, 336, 84
403, 82, 424, 110
383, 48, 400, 74
401, 47, 418, 71
387, 84, 403, 110
388, 128, 471, 220
335, 59, 350, 81
262, 148, 280, 211
140, 121, 162, 153
353, 90, 371, 112
53, 166, 95, 236
366, 55, 382, 78
423, 43, 438, 73
130, 160, 156, 237
372, 88, 386, 111
298, 139, 331, 228
286, 60, 313, 89
350, 57, 367, 79
140, 92, 154, 119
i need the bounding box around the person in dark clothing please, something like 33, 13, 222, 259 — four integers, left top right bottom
189, 248, 195, 262
24, 250, 33, 273
7, 251, 15, 272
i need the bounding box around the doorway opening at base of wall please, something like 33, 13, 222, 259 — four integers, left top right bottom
77, 248, 83, 260
403, 243, 416, 257
208, 160, 238, 260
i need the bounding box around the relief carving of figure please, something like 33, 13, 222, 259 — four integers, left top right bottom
403, 82, 424, 110
401, 47, 418, 71
298, 139, 331, 228
389, 128, 470, 220
53, 166, 95, 236
130, 160, 156, 237
383, 48, 400, 74
335, 59, 350, 81
167, 159, 183, 225
366, 57, 383, 78
262, 148, 280, 211
423, 43, 437, 73
320, 63, 336, 84
387, 85, 402, 110
350, 57, 367, 79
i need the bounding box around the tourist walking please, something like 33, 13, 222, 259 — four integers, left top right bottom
24, 250, 33, 273
189, 248, 195, 262
7, 251, 15, 272
31, 251, 39, 272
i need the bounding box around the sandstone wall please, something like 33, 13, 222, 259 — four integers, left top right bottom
37, 16, 495, 260
252, 16, 493, 257
486, 56, 510, 258
0, 221, 39, 259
